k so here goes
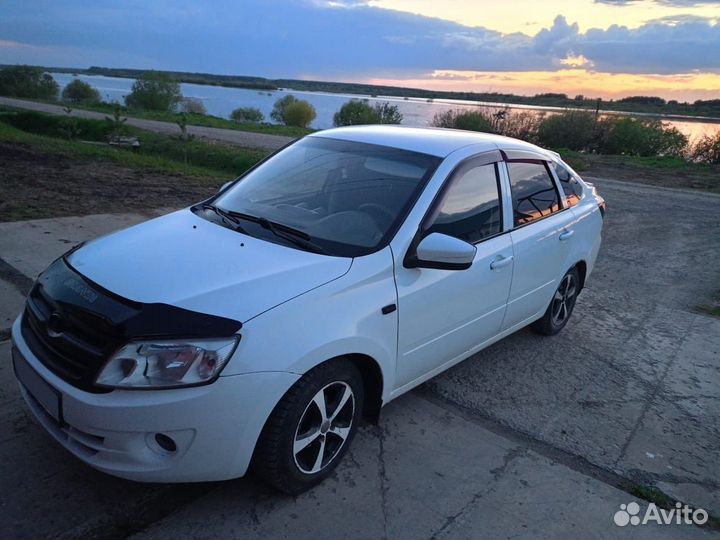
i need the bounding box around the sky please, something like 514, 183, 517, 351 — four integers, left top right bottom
1, 0, 719, 101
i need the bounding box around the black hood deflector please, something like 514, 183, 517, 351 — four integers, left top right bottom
19, 258, 242, 392
44, 257, 243, 339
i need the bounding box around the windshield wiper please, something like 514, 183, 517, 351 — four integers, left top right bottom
199, 203, 247, 233
202, 205, 327, 254
255, 216, 328, 255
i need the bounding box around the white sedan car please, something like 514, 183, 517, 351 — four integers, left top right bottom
11, 126, 604, 493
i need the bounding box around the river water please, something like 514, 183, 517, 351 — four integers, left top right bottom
52, 73, 719, 142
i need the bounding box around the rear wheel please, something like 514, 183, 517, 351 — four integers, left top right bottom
253, 359, 363, 494
532, 267, 580, 336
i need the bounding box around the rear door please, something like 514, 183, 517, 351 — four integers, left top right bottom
501, 157, 576, 330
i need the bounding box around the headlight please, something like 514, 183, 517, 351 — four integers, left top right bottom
96, 337, 240, 389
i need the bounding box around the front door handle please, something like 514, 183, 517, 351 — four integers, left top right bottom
490, 255, 513, 270
559, 230, 575, 241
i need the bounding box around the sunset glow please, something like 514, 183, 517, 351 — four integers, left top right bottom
366, 70, 720, 102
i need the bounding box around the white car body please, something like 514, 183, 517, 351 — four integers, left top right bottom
11, 126, 603, 483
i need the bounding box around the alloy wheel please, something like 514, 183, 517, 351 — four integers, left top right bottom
551, 273, 577, 327
293, 381, 355, 474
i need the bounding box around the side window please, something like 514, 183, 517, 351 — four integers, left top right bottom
553, 162, 583, 208
427, 162, 501, 243
507, 161, 560, 226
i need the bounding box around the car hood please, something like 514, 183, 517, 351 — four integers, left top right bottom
67, 209, 352, 323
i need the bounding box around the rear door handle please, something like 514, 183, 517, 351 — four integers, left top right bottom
559, 230, 575, 241
490, 255, 513, 270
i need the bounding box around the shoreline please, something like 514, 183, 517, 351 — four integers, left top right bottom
25, 65, 720, 123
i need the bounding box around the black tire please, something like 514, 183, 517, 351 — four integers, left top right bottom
531, 266, 581, 336
252, 359, 364, 494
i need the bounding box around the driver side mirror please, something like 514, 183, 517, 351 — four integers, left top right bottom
406, 233, 476, 271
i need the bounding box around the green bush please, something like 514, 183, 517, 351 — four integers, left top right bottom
690, 132, 720, 164
2, 110, 113, 141
283, 100, 316, 128
61, 79, 101, 105
431, 109, 492, 132
374, 102, 403, 124
270, 95, 299, 123
455, 111, 493, 132
231, 106, 264, 123
494, 110, 540, 143
333, 100, 403, 126
595, 117, 687, 157
334, 100, 380, 126
537, 111, 596, 151
0, 65, 59, 100
178, 97, 207, 115
270, 95, 316, 127
125, 71, 182, 112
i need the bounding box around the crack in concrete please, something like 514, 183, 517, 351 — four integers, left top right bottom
614, 315, 697, 468
418, 389, 720, 528
430, 446, 527, 539
374, 424, 390, 540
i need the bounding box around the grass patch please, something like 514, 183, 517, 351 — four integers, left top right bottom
0, 108, 269, 178
0, 121, 224, 177
595, 153, 715, 171
696, 291, 720, 318
628, 483, 720, 530
697, 305, 720, 317
555, 149, 590, 172
554, 148, 720, 192
556, 149, 714, 172
628, 484, 676, 508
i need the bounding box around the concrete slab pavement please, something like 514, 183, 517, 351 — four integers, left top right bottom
425, 177, 720, 517
0, 342, 213, 540
0, 177, 718, 539
130, 396, 713, 540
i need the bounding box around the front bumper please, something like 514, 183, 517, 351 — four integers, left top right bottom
11, 316, 299, 483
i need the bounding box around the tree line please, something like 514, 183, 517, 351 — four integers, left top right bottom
18, 64, 720, 119
0, 65, 718, 163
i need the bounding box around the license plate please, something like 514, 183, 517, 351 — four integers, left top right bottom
12, 347, 62, 424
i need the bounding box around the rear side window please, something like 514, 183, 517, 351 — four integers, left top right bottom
553, 162, 583, 208
507, 161, 560, 226
427, 162, 502, 243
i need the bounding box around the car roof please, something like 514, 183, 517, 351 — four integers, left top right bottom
309, 125, 556, 159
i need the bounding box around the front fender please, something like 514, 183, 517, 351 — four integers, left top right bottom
221, 247, 398, 402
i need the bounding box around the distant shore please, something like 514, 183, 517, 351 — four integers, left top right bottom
10, 64, 719, 121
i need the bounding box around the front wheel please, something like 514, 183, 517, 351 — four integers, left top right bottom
253, 359, 363, 494
532, 267, 580, 336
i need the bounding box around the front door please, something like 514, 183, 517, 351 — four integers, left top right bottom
394, 159, 514, 390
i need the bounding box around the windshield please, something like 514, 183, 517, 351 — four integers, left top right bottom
211, 137, 440, 256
